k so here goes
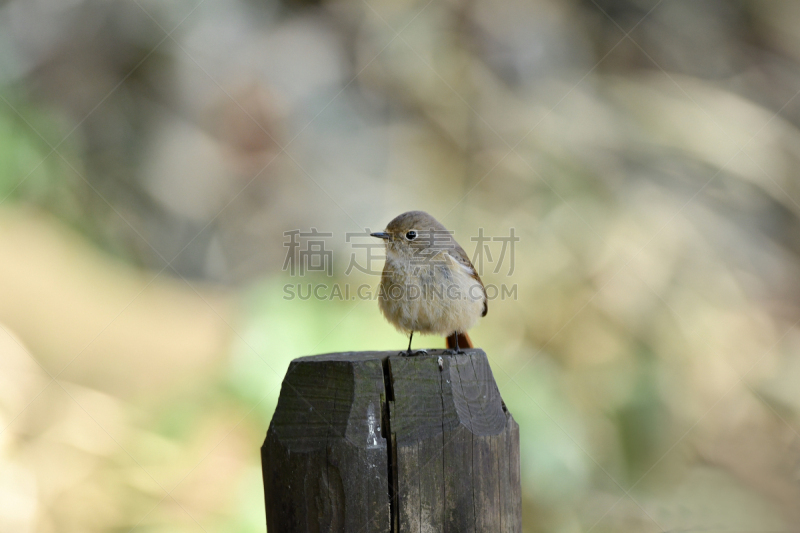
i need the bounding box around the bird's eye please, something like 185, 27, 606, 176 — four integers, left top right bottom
406, 230, 418, 240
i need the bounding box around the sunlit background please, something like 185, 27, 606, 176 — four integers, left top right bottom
2, 0, 800, 531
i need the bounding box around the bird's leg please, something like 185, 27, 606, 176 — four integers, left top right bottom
405, 331, 414, 356
403, 331, 427, 357
445, 331, 465, 355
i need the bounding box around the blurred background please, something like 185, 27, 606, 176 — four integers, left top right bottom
2, 0, 800, 531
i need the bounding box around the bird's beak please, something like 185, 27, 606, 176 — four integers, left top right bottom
370, 231, 390, 240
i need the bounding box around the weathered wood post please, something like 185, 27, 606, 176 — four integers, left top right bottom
261, 349, 521, 532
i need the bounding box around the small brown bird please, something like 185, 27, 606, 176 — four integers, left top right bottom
371, 211, 487, 355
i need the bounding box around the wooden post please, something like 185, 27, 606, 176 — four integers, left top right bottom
261, 349, 521, 532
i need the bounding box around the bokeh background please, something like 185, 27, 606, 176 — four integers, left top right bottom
2, 0, 800, 531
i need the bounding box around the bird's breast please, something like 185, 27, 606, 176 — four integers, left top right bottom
378, 256, 484, 335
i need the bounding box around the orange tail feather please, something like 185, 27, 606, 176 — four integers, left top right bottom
446, 332, 473, 349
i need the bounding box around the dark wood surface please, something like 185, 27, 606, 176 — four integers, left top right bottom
262, 349, 521, 532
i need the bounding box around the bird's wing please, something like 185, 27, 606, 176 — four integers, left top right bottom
446, 242, 488, 317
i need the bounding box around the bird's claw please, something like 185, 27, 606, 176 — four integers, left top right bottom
401, 349, 428, 357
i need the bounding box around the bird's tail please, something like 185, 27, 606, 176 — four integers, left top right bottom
446, 332, 473, 350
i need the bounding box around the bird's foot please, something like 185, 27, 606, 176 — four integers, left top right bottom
443, 348, 466, 355
401, 349, 428, 357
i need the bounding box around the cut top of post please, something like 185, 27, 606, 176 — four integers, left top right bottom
281, 349, 508, 444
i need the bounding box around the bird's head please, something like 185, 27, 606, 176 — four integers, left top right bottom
371, 211, 453, 259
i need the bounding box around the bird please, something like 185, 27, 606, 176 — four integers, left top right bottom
371, 210, 487, 355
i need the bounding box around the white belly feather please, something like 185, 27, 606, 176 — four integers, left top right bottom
378, 252, 484, 335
